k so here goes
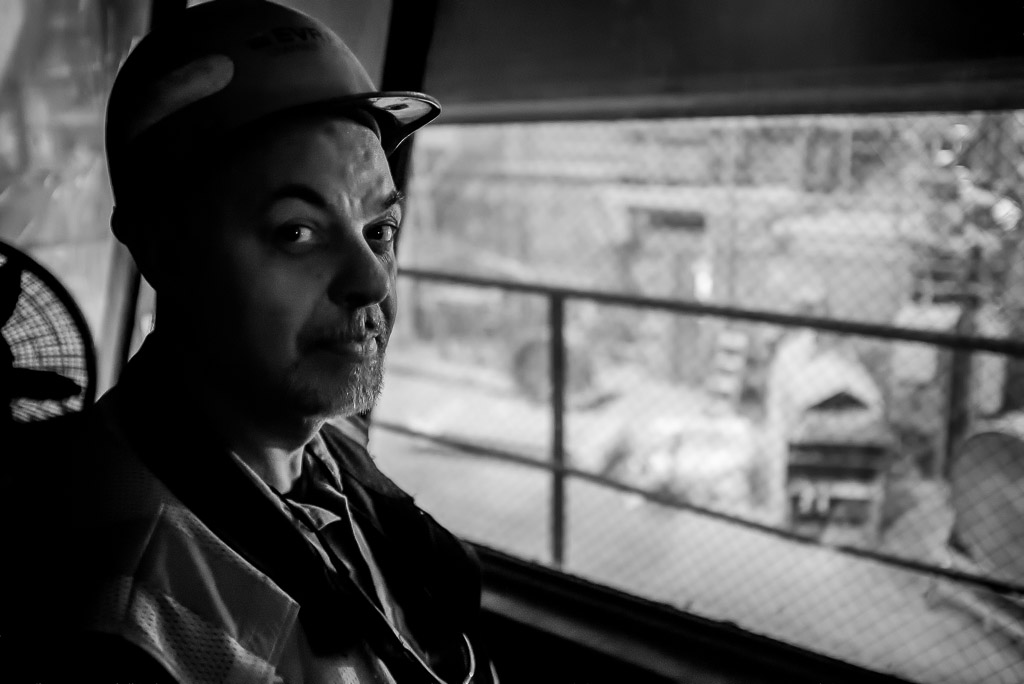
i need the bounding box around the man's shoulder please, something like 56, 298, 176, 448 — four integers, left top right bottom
6, 409, 109, 505
6, 403, 168, 514
7, 409, 93, 458
3, 408, 170, 628
3, 404, 174, 598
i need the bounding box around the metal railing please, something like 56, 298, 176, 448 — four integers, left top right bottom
381, 266, 1024, 598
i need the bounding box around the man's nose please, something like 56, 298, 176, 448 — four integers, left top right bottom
327, 237, 391, 309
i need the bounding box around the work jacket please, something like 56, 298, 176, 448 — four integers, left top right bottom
1, 338, 493, 683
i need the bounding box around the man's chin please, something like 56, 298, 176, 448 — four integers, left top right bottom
284, 356, 385, 418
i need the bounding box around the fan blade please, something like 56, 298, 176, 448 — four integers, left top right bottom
8, 368, 81, 401
0, 261, 22, 326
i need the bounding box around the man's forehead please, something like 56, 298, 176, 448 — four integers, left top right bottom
222, 114, 394, 197
257, 114, 385, 163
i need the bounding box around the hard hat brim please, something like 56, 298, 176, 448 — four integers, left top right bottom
332, 91, 442, 155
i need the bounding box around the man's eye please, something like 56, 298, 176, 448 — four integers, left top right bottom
368, 224, 398, 243
274, 224, 316, 245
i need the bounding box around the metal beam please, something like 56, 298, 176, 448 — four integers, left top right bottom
380, 0, 440, 194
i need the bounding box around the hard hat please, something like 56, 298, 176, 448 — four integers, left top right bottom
105, 0, 440, 205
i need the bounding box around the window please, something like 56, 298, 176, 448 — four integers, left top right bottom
375, 113, 1024, 684
0, 0, 149, 386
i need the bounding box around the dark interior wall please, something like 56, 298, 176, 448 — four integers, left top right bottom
475, 547, 917, 684
480, 612, 679, 684
278, 0, 392, 84
424, 0, 1024, 120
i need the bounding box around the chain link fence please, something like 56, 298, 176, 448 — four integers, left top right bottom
371, 112, 1024, 684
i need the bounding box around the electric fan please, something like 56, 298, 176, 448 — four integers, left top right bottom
0, 239, 97, 424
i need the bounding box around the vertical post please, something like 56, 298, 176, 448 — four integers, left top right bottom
838, 117, 854, 193
10, 81, 29, 176
101, 0, 188, 389
381, 0, 440, 194
114, 264, 142, 374
550, 294, 567, 568
944, 245, 981, 477
723, 122, 741, 304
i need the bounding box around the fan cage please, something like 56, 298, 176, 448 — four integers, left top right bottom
0, 242, 98, 421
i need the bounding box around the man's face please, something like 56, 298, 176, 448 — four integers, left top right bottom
169, 115, 400, 419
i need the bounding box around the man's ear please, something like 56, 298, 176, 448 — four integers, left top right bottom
111, 204, 165, 289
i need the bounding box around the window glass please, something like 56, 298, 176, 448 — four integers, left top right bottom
0, 0, 149, 380
375, 113, 1024, 684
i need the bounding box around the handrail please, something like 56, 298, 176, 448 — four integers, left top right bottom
374, 420, 1024, 600
393, 266, 1024, 595
399, 267, 1024, 356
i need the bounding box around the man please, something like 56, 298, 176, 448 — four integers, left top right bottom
2, 2, 495, 682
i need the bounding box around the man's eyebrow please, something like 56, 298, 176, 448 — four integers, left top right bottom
265, 184, 328, 210
265, 186, 405, 214
382, 189, 406, 212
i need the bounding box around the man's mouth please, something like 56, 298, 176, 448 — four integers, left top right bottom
308, 334, 380, 361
